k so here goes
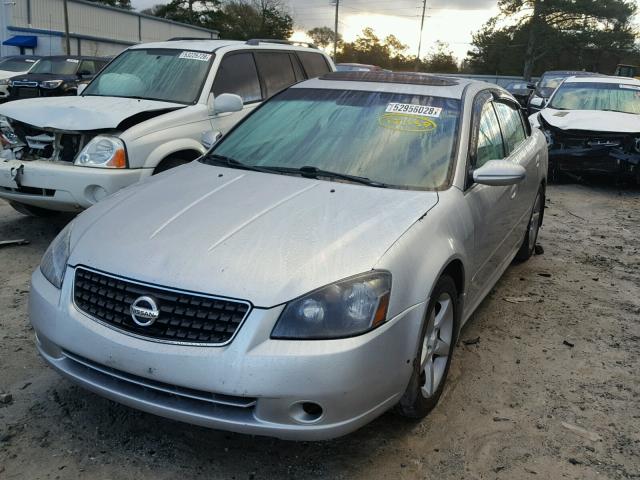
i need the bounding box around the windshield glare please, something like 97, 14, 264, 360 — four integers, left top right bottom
31, 59, 78, 75
83, 48, 212, 104
549, 82, 640, 114
207, 88, 461, 190
0, 58, 38, 72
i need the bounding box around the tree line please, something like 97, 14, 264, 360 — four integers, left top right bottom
87, 0, 640, 77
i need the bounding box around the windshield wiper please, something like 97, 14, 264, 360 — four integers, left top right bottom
203, 154, 278, 174
203, 157, 390, 188
266, 165, 389, 188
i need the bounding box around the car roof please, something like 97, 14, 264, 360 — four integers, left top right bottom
294, 71, 481, 99
129, 39, 323, 54
564, 75, 640, 85
542, 70, 596, 76
39, 55, 108, 61
1, 55, 41, 60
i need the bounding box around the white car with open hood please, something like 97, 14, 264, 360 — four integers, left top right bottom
0, 39, 333, 215
529, 75, 640, 182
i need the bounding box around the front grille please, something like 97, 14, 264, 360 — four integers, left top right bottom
73, 267, 251, 346
62, 349, 257, 409
0, 186, 55, 196
13, 87, 39, 99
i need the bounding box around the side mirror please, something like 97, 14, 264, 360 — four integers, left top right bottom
210, 93, 243, 115
529, 96, 545, 108
77, 83, 88, 95
472, 160, 526, 186
201, 130, 222, 150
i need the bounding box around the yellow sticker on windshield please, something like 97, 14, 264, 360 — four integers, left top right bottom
378, 113, 437, 133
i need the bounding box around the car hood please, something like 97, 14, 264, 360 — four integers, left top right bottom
10, 72, 78, 83
539, 108, 640, 133
0, 69, 26, 80
0, 95, 183, 131
69, 162, 438, 307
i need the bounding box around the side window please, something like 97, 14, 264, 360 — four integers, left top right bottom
297, 52, 331, 78
254, 52, 297, 98
79, 60, 96, 74
289, 53, 305, 82
493, 101, 527, 154
213, 53, 262, 104
476, 102, 505, 167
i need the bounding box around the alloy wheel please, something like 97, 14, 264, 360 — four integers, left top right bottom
528, 193, 542, 252
420, 292, 454, 398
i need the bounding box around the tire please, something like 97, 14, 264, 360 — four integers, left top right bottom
515, 186, 544, 262
396, 275, 459, 419
153, 157, 190, 175
9, 201, 60, 218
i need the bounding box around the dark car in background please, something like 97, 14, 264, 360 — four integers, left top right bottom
528, 70, 596, 115
0, 56, 41, 102
505, 81, 535, 108
7, 55, 109, 101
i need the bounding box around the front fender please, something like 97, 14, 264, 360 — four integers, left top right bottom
374, 188, 473, 324
134, 138, 207, 170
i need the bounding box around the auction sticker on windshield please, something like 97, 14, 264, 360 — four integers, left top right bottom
179, 51, 212, 62
385, 103, 442, 118
378, 113, 437, 133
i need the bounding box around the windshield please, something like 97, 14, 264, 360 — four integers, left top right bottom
0, 57, 38, 72
206, 88, 461, 190
539, 74, 567, 90
30, 58, 79, 75
83, 48, 212, 104
549, 82, 640, 114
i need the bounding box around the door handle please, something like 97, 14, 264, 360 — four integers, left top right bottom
510, 184, 518, 199
535, 154, 540, 168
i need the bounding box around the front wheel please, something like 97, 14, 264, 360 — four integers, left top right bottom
515, 187, 544, 262
396, 275, 458, 419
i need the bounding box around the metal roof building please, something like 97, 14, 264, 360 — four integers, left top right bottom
0, 0, 219, 57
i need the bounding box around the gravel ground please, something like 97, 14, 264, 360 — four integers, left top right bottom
0, 183, 638, 480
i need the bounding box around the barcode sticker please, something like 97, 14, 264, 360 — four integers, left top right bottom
179, 51, 212, 62
385, 103, 442, 118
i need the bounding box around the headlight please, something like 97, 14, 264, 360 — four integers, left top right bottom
0, 115, 19, 145
40, 221, 73, 289
75, 136, 126, 168
39, 79, 64, 89
271, 271, 391, 340
0, 79, 8, 86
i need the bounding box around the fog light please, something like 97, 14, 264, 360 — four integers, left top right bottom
289, 401, 324, 424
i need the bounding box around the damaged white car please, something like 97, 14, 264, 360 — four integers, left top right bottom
530, 75, 640, 183
0, 39, 333, 216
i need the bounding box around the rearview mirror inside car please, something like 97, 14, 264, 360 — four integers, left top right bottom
526, 83, 536, 90
472, 160, 527, 186
212, 93, 243, 115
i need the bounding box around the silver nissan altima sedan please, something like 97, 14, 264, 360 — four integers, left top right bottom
30, 71, 548, 440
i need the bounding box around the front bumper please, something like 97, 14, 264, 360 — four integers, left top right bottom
0, 158, 151, 211
548, 147, 640, 180
30, 267, 425, 440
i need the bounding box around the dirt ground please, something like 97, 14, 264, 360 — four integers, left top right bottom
0, 183, 638, 480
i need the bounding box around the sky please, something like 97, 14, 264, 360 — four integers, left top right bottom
129, 0, 498, 60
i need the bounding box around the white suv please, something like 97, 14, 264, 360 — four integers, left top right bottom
0, 39, 334, 215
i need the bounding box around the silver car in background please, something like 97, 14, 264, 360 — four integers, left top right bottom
30, 71, 548, 440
